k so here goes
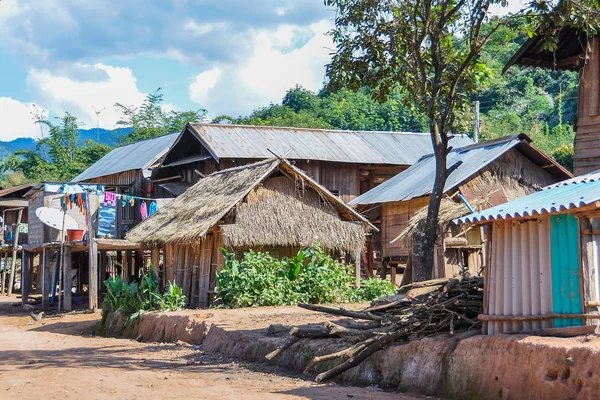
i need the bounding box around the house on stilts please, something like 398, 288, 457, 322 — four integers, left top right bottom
505, 26, 600, 175
126, 158, 376, 308
350, 134, 572, 283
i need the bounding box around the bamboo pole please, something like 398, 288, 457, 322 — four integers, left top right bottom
7, 208, 23, 296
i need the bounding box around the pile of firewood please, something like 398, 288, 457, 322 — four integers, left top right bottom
266, 275, 483, 382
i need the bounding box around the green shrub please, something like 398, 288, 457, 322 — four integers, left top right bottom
215, 246, 397, 308
353, 278, 397, 301
102, 269, 187, 323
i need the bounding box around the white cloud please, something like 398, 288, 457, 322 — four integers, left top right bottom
189, 20, 332, 117
183, 21, 228, 36
189, 67, 223, 107
0, 98, 44, 141
26, 63, 147, 129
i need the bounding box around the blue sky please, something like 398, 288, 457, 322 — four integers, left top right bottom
0, 0, 335, 140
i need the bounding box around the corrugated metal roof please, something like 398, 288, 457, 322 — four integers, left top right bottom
350, 134, 527, 205
73, 133, 179, 182
186, 124, 473, 165
457, 170, 600, 223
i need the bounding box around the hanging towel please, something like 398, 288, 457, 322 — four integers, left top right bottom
148, 201, 158, 216
140, 202, 148, 220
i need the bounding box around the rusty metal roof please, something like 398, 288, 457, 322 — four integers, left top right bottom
183, 123, 473, 165
73, 133, 179, 182
350, 134, 572, 205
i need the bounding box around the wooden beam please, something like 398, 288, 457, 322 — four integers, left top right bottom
151, 175, 181, 184
151, 248, 160, 283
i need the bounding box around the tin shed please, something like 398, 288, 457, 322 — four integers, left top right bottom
457, 171, 600, 334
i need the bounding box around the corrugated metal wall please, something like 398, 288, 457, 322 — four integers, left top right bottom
487, 217, 553, 334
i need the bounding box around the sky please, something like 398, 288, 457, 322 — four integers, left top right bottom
0, 0, 530, 142
0, 0, 336, 140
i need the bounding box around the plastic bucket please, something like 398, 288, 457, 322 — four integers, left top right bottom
67, 229, 84, 242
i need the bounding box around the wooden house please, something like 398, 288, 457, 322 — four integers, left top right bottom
152, 123, 474, 203
350, 134, 572, 281
0, 183, 34, 295
72, 132, 178, 236
457, 171, 600, 335
505, 28, 599, 175
126, 158, 376, 308
22, 182, 142, 311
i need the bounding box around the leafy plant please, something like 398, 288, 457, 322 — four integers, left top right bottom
102, 270, 187, 323
215, 246, 397, 308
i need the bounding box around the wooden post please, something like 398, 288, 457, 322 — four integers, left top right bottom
366, 237, 374, 278
354, 249, 361, 288
99, 250, 107, 289
89, 238, 98, 310
151, 248, 160, 281
21, 251, 30, 305
0, 252, 5, 294
125, 250, 132, 281
7, 208, 23, 296
42, 248, 51, 309
134, 251, 142, 279
116, 250, 122, 278
87, 192, 98, 310
63, 246, 72, 311
390, 265, 397, 286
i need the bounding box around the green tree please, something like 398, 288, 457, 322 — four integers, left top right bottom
324, 0, 599, 281
116, 88, 207, 143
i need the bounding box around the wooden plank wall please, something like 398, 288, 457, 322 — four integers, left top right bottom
319, 162, 360, 203
163, 229, 225, 308
381, 197, 429, 258
575, 36, 600, 175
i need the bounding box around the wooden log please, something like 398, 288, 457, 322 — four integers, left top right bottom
297, 303, 384, 321
7, 207, 23, 296
504, 325, 596, 337
289, 326, 331, 338
265, 337, 301, 360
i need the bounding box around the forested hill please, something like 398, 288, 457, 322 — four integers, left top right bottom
0, 21, 577, 186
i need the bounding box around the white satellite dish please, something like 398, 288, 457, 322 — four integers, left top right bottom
35, 207, 79, 231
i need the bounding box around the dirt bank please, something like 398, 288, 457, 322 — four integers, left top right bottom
100, 307, 600, 400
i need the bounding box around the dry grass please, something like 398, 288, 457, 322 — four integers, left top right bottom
222, 176, 365, 253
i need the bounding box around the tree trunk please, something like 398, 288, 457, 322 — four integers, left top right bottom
412, 121, 448, 282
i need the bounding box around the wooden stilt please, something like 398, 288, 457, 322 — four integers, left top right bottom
21, 251, 29, 305
0, 252, 5, 294
390, 265, 397, 286
124, 250, 132, 280
7, 208, 23, 296
151, 248, 159, 281
63, 246, 72, 311
354, 249, 361, 288
42, 248, 51, 309
99, 251, 107, 289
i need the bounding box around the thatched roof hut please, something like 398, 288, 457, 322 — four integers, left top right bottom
127, 158, 374, 252
126, 158, 375, 307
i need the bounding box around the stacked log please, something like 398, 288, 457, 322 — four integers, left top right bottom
267, 275, 484, 382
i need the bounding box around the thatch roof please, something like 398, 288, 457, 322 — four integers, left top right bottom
392, 198, 474, 244
127, 158, 374, 253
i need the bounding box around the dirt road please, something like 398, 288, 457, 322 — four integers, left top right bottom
0, 299, 430, 400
